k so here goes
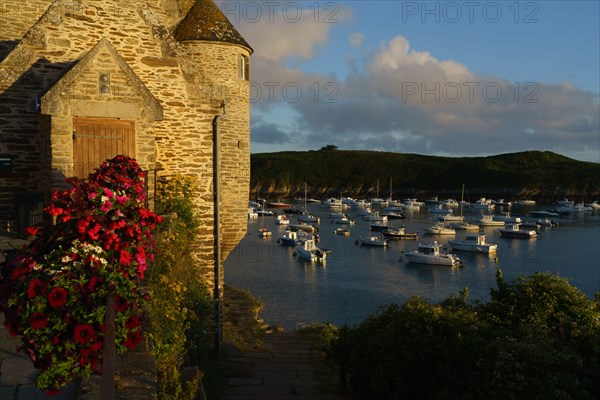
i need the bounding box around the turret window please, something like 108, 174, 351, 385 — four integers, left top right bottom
239, 54, 249, 81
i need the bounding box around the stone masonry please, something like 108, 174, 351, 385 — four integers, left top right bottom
0, 0, 253, 284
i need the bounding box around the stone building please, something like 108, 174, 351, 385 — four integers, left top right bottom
0, 0, 252, 283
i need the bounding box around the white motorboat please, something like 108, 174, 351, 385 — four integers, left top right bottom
442, 198, 459, 208
355, 234, 390, 247
321, 197, 345, 208
362, 212, 388, 223
556, 198, 574, 207
288, 222, 317, 232
275, 214, 290, 225
403, 242, 464, 267
449, 221, 480, 231
471, 198, 495, 212
294, 238, 326, 263
277, 230, 301, 246
498, 224, 537, 239
493, 212, 522, 224
298, 213, 320, 224
423, 222, 456, 235
437, 215, 464, 223
449, 234, 497, 254
585, 201, 600, 209
428, 204, 453, 214
381, 227, 418, 240
478, 215, 505, 227
330, 213, 354, 225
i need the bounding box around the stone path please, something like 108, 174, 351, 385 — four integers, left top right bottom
222, 331, 346, 400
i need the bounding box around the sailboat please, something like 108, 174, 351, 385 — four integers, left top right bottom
370, 179, 388, 207
258, 200, 272, 237
298, 182, 320, 224
355, 210, 390, 247
449, 184, 479, 230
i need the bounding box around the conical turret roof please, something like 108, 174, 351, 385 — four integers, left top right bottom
174, 0, 252, 53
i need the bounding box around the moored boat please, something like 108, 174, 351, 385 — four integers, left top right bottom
267, 201, 291, 209
403, 242, 463, 266
498, 224, 537, 239
449, 234, 497, 254
423, 222, 456, 235
277, 230, 301, 246
355, 234, 390, 247
275, 214, 290, 225
381, 227, 418, 240
478, 215, 505, 227
449, 221, 480, 231
294, 238, 326, 263
333, 227, 351, 236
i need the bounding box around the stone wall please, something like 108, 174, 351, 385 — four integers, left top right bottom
0, 0, 251, 286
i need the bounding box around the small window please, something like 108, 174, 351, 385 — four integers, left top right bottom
239, 54, 249, 81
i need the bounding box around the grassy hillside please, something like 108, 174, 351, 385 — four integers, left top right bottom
250, 150, 600, 201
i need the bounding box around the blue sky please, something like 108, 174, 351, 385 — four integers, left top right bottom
219, 1, 600, 162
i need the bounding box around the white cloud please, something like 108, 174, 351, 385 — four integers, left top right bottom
238, 19, 600, 161
349, 32, 364, 48
232, 3, 353, 62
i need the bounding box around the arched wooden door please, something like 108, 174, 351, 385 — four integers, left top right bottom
72, 117, 135, 178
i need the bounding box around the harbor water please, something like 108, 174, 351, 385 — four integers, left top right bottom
224, 203, 600, 330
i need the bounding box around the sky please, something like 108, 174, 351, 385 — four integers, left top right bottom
217, 1, 600, 162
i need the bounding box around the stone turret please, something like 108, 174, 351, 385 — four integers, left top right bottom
169, 0, 253, 280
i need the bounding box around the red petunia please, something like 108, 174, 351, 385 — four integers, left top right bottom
88, 224, 101, 240
119, 249, 132, 266
47, 287, 68, 308
124, 330, 142, 349
24, 226, 40, 237
125, 315, 141, 330
73, 324, 96, 345
27, 278, 46, 299
29, 312, 49, 330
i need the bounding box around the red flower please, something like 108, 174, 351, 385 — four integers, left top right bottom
29, 312, 49, 330
124, 330, 142, 349
24, 226, 40, 237
77, 219, 89, 233
119, 249, 132, 266
73, 324, 96, 345
47, 287, 68, 308
27, 278, 46, 299
126, 315, 141, 330
88, 224, 101, 240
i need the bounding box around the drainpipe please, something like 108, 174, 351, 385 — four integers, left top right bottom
213, 100, 226, 357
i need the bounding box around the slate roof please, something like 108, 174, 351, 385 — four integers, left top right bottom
173, 0, 252, 53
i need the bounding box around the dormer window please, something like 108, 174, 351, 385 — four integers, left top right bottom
239, 54, 249, 81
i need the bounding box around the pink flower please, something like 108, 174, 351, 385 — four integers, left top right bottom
100, 201, 112, 213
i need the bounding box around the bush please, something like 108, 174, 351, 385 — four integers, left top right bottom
147, 174, 215, 399
321, 271, 600, 399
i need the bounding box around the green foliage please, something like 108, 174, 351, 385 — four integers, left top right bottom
251, 150, 600, 197
148, 175, 214, 399
320, 271, 600, 400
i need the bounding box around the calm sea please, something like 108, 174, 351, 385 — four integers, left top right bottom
224, 203, 600, 330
